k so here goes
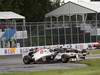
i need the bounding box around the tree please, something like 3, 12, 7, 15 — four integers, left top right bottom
22, 0, 53, 21
0, 0, 60, 22
0, 0, 23, 13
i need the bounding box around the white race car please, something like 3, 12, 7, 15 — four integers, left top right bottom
53, 47, 89, 62
22, 48, 55, 64
22, 47, 74, 64
53, 48, 78, 62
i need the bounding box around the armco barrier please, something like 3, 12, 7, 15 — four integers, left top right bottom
0, 42, 97, 55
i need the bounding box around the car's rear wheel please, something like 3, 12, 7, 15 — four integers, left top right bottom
61, 55, 69, 63
23, 56, 31, 64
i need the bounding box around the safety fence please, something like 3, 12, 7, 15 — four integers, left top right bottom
0, 20, 100, 48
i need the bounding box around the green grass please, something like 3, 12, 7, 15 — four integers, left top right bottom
0, 59, 100, 75
0, 56, 6, 59
89, 50, 100, 54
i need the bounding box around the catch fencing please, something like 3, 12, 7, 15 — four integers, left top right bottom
0, 20, 100, 48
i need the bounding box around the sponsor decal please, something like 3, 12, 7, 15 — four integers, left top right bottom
4, 48, 16, 55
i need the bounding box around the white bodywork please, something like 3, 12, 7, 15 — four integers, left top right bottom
55, 52, 77, 60
22, 48, 54, 61
22, 47, 87, 64
32, 48, 53, 61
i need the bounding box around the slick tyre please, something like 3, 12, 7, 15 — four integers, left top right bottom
61, 55, 69, 63
23, 55, 31, 64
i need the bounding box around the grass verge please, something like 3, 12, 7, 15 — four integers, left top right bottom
89, 50, 100, 54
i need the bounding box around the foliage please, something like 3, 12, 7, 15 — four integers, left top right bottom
0, 0, 61, 22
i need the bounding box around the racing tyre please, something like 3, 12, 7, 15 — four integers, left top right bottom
23, 55, 31, 64
61, 55, 69, 63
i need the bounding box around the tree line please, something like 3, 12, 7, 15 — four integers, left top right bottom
0, 0, 61, 22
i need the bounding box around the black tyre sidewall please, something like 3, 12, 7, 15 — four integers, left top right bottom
23, 56, 31, 64
61, 55, 69, 63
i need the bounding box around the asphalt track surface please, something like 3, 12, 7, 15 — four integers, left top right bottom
0, 54, 100, 72
0, 55, 87, 72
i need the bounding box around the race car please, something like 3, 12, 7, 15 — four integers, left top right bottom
53, 47, 89, 62
53, 47, 77, 63
93, 41, 100, 49
22, 46, 88, 64
22, 47, 76, 64
22, 48, 55, 64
